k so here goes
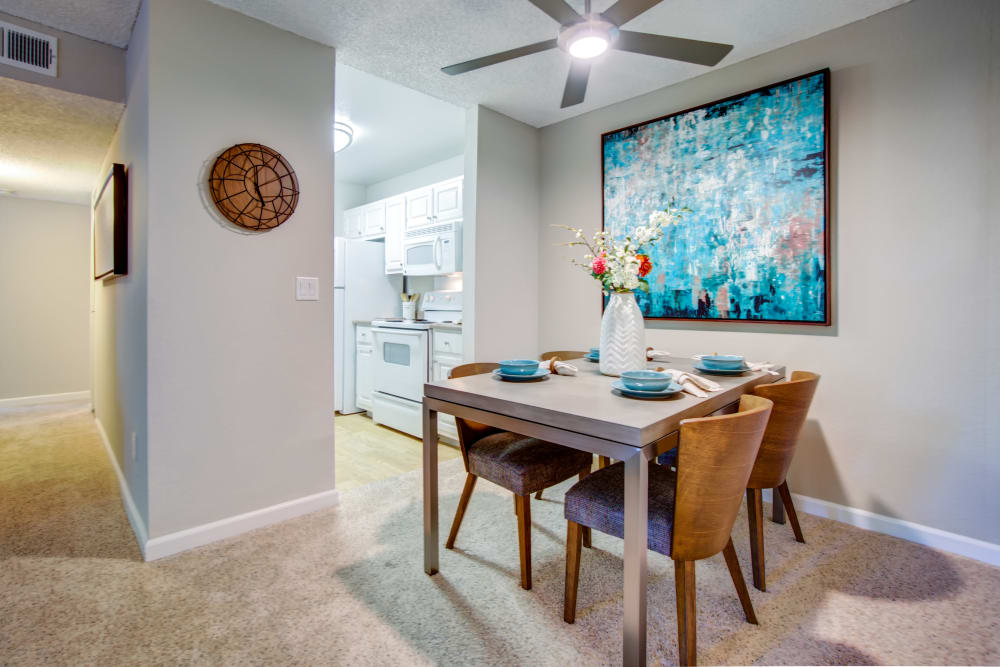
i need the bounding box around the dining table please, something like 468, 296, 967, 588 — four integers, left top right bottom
422, 355, 786, 667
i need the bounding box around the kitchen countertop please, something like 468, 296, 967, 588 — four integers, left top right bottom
354, 320, 461, 329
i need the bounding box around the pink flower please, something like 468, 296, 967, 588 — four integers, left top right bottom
591, 253, 607, 275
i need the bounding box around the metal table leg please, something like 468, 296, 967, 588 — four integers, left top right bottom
423, 404, 439, 575
623, 450, 649, 666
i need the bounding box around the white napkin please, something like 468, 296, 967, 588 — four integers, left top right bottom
746, 361, 780, 375
646, 348, 671, 362
538, 358, 578, 376
660, 368, 723, 398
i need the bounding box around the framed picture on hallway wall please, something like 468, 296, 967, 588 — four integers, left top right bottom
93, 163, 127, 280
602, 69, 830, 325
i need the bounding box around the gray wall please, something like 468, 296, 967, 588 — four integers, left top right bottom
0, 196, 90, 400
142, 0, 336, 538
536, 0, 1000, 543
467, 106, 540, 362
92, 0, 150, 529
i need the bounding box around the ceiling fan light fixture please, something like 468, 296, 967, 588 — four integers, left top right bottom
569, 35, 608, 59
558, 17, 619, 61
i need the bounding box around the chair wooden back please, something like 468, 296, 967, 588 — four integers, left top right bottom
748, 371, 820, 489
447, 363, 502, 469
672, 394, 773, 562
540, 350, 587, 362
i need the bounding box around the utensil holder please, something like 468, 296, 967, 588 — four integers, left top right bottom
402, 301, 416, 321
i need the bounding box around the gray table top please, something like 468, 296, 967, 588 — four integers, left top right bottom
424, 356, 785, 447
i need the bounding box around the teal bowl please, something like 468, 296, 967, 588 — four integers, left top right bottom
499, 359, 540, 376
701, 355, 745, 370
620, 370, 672, 392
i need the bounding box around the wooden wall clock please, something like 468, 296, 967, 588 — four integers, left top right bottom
208, 143, 299, 231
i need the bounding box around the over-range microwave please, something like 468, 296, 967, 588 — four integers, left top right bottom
403, 221, 461, 276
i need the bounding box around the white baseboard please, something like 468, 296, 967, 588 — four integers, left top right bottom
764, 488, 1000, 566
144, 488, 340, 561
0, 390, 90, 408
94, 417, 149, 555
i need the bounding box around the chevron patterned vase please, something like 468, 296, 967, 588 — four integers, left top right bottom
599, 291, 647, 377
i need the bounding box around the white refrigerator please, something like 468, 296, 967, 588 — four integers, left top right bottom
334, 237, 401, 414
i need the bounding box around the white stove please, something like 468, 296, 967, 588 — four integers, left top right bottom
371, 290, 462, 329
370, 291, 462, 439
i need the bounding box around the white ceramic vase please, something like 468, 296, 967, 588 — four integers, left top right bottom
599, 291, 647, 377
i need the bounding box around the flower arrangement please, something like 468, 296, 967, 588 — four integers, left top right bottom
556, 207, 686, 294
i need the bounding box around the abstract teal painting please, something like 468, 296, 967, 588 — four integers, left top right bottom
602, 69, 830, 324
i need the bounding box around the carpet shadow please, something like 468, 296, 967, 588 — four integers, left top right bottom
334, 490, 548, 665
759, 638, 880, 665
822, 498, 964, 602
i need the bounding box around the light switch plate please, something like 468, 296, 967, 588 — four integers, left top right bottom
296, 276, 319, 301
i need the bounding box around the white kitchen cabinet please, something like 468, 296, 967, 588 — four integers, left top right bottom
363, 201, 386, 238
384, 196, 405, 274
355, 325, 374, 411
345, 207, 365, 239
343, 175, 462, 242
431, 327, 463, 442
405, 187, 434, 231
432, 177, 463, 223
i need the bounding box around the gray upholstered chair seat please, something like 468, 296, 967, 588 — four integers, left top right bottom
564, 461, 677, 556
657, 447, 678, 468
467, 432, 593, 496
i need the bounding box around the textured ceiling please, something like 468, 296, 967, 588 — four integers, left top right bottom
0, 0, 140, 47
0, 0, 910, 127
0, 78, 123, 204
335, 63, 464, 185
209, 0, 909, 127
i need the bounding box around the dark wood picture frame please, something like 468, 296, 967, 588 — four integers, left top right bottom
601, 68, 831, 326
93, 163, 127, 280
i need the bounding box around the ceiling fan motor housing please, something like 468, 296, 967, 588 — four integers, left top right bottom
557, 16, 620, 57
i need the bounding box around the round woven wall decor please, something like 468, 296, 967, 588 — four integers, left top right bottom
208, 143, 299, 231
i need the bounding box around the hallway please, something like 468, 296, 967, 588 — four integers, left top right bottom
0, 400, 140, 561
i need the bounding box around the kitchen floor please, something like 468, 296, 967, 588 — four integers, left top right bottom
334, 412, 461, 491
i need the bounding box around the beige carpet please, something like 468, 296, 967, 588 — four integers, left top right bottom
2, 402, 999, 665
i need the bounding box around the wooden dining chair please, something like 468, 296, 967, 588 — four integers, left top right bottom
563, 394, 773, 666
445, 362, 594, 590
540, 350, 587, 361
744, 371, 820, 591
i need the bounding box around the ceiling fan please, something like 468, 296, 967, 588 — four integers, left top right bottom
441, 0, 734, 109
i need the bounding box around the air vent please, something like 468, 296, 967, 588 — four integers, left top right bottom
406, 222, 456, 238
0, 21, 58, 76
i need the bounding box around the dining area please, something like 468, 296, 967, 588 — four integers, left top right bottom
422, 348, 817, 666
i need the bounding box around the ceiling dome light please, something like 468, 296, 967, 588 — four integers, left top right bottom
568, 35, 608, 59
558, 17, 619, 61
333, 121, 354, 153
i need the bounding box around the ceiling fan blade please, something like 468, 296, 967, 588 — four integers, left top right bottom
601, 0, 662, 26
441, 39, 558, 75
616, 31, 733, 66
560, 60, 591, 108
526, 0, 581, 25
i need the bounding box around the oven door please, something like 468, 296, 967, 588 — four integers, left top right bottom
373, 327, 428, 403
